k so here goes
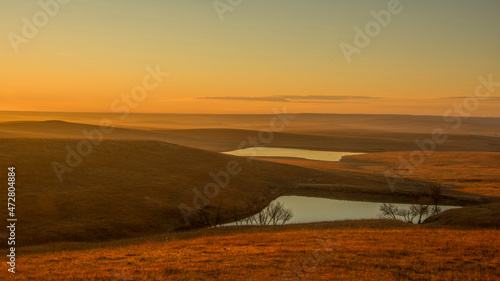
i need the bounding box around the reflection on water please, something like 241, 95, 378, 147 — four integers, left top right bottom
224, 147, 363, 161
223, 148, 458, 225
228, 196, 459, 225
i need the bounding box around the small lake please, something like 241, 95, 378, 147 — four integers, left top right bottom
226, 196, 459, 225
224, 147, 363, 162
222, 148, 458, 225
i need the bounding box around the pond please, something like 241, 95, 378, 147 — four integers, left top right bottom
223, 147, 363, 162
225, 196, 459, 225
222, 148, 458, 225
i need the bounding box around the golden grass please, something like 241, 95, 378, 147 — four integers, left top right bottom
0, 114, 499, 279
263, 151, 500, 198
1, 112, 499, 137
2, 120, 500, 153
0, 138, 496, 247
2, 138, 397, 247
345, 152, 500, 198
7, 224, 499, 280
425, 202, 500, 228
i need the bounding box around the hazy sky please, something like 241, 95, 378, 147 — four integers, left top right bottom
1, 0, 499, 115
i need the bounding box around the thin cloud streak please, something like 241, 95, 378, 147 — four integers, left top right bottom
442, 96, 500, 101
280, 95, 378, 100
197, 95, 380, 103
197, 96, 289, 102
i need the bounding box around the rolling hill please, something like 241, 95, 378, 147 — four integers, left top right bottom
0, 138, 402, 246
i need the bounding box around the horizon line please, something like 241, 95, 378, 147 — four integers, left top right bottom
1, 110, 500, 119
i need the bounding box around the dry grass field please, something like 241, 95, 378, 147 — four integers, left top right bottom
1, 137, 495, 247
4, 221, 499, 280
264, 151, 500, 198
2, 119, 500, 153
0, 138, 344, 246
0, 113, 499, 280
2, 0, 500, 278
1, 112, 499, 136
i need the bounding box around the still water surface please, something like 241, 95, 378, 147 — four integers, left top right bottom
224, 147, 363, 161
223, 148, 457, 225
228, 196, 459, 225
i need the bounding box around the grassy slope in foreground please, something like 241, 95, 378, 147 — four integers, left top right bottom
11, 221, 500, 281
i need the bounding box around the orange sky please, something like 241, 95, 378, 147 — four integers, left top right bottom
1, 0, 499, 116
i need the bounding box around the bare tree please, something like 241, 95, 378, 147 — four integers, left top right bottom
241, 201, 294, 226
268, 201, 284, 225
428, 182, 443, 215
278, 207, 293, 224
377, 182, 444, 224
198, 206, 212, 228
243, 216, 255, 225
430, 205, 441, 216
214, 200, 223, 227
397, 208, 417, 223
189, 200, 294, 227
189, 200, 224, 228
409, 204, 429, 224
267, 201, 293, 225
231, 207, 241, 226
256, 205, 270, 225
380, 202, 438, 224
379, 203, 399, 220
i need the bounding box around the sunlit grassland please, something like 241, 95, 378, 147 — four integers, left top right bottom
9, 222, 500, 281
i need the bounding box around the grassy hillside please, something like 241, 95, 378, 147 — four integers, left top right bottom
0, 138, 335, 246
9, 221, 499, 280
425, 202, 500, 228
0, 113, 498, 280
155, 128, 500, 152
2, 138, 435, 247
1, 112, 499, 136
264, 151, 500, 198
2, 120, 500, 153
0, 137, 495, 246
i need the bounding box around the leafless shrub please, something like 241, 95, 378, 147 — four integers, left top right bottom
410, 204, 430, 224
428, 182, 443, 215
380, 202, 435, 224
189, 200, 225, 228
379, 203, 399, 220
242, 201, 293, 226
397, 208, 417, 223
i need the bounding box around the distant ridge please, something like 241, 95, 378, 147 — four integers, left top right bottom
1, 120, 500, 153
